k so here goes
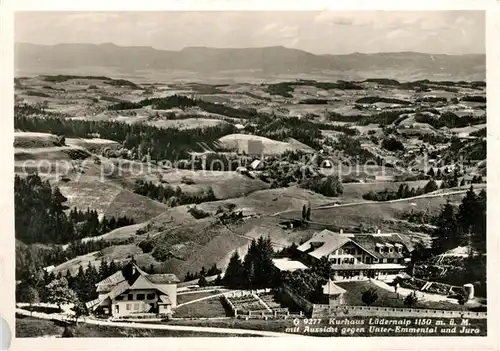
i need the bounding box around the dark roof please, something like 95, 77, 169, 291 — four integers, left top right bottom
297, 229, 349, 254
88, 260, 178, 310
298, 230, 413, 260
146, 274, 180, 284
96, 270, 125, 287
351, 234, 413, 259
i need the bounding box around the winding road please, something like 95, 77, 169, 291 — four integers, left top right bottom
16, 308, 302, 337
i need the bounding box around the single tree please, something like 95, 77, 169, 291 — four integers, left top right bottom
24, 286, 40, 316
457, 291, 469, 305
424, 180, 438, 193
61, 325, 75, 338
46, 278, 78, 312
198, 275, 209, 287
305, 205, 311, 221
214, 274, 223, 285
224, 251, 244, 288
361, 288, 379, 306
72, 300, 87, 325
404, 292, 419, 308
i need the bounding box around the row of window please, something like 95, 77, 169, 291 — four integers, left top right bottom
115, 293, 156, 301
125, 303, 141, 311
335, 247, 403, 256
376, 247, 403, 254
330, 257, 403, 264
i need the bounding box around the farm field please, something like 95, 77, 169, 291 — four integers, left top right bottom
14, 56, 487, 339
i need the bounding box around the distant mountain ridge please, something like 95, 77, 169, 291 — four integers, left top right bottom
15, 43, 486, 81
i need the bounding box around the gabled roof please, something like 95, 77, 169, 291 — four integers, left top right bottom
159, 295, 171, 304
250, 159, 263, 169
130, 274, 158, 290
96, 270, 125, 287
297, 229, 345, 252
309, 234, 351, 259
322, 280, 346, 296
297, 230, 413, 260
108, 280, 131, 300
88, 260, 178, 311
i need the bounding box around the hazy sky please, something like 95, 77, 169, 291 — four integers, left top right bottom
15, 11, 485, 55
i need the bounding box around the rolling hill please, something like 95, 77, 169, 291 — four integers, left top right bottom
15, 43, 485, 81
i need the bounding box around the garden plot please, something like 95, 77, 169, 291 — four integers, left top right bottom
228, 295, 269, 314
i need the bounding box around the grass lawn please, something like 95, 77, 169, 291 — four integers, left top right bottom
177, 291, 223, 305
15, 316, 253, 337
174, 296, 230, 318
336, 281, 469, 311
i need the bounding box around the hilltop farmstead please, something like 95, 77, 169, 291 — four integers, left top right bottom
284, 229, 413, 281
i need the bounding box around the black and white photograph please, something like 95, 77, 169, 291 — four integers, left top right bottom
5, 7, 492, 344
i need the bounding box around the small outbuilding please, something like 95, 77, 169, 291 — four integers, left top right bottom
322, 279, 346, 307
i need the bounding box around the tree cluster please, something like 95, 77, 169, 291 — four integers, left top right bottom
133, 180, 217, 207
15, 112, 237, 162
280, 270, 327, 304
414, 111, 486, 129
330, 134, 384, 164
15, 174, 133, 244
381, 137, 405, 152
362, 180, 438, 201
17, 258, 122, 309
108, 94, 260, 120
433, 186, 486, 253
223, 236, 277, 289
300, 175, 344, 197
184, 264, 222, 282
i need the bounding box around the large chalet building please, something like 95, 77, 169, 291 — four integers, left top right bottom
297, 229, 414, 281
85, 260, 180, 318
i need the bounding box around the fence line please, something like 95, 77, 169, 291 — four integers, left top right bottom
311, 305, 487, 319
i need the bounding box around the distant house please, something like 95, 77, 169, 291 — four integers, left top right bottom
321, 159, 333, 168
85, 260, 180, 318
297, 229, 413, 282
249, 159, 264, 170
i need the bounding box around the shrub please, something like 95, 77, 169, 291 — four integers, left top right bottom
404, 292, 418, 308
188, 206, 211, 219
381, 138, 405, 152
198, 276, 209, 287
361, 288, 379, 306
300, 175, 343, 197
